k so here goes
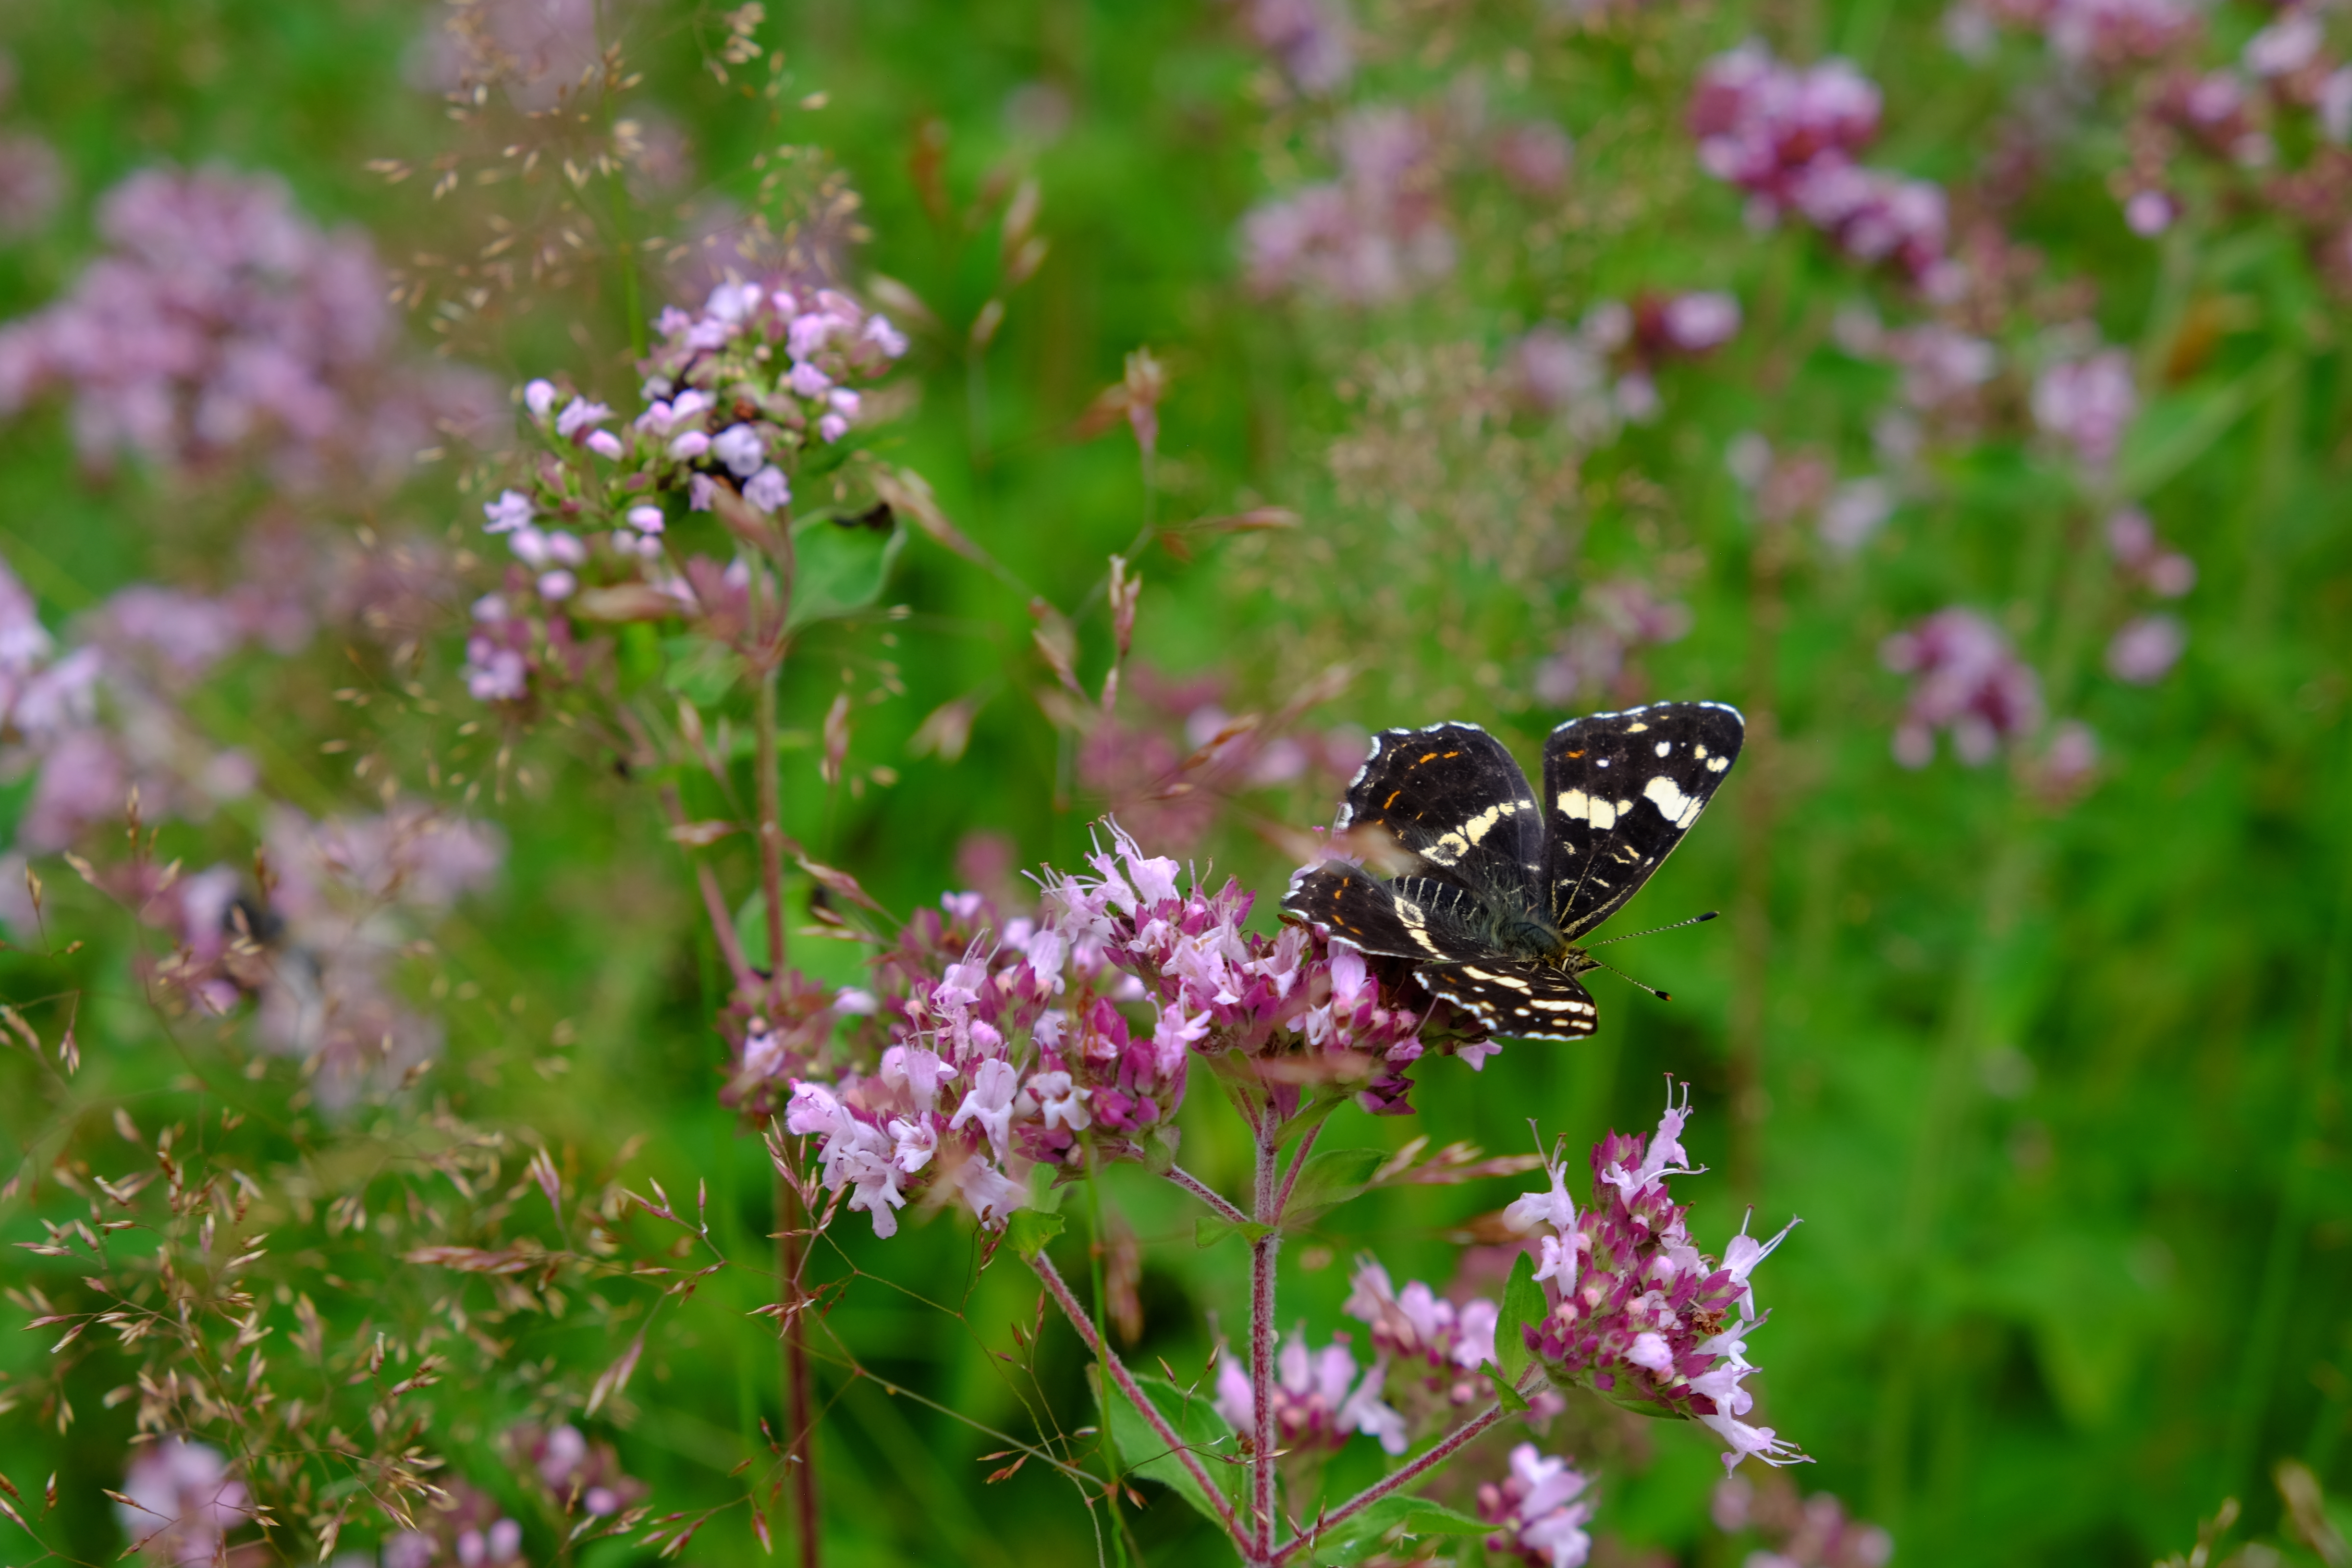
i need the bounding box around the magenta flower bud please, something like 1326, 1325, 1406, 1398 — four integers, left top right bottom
625, 503, 665, 534
584, 430, 624, 459
788, 360, 833, 398
819, 412, 851, 443
537, 569, 576, 601
546, 531, 587, 567
667, 430, 711, 460
828, 387, 862, 417
523, 379, 558, 419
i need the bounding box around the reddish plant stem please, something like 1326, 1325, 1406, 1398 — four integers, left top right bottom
777, 1171, 820, 1568
1268, 1396, 1515, 1566
1163, 1162, 1248, 1225
1249, 1120, 1283, 1559
1028, 1249, 1242, 1540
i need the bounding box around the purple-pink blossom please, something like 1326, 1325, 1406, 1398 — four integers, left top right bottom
1212, 1326, 1407, 1456
1478, 1445, 1596, 1568
2032, 348, 2137, 469
2106, 613, 2186, 684
1508, 1087, 1809, 1472
1882, 608, 2045, 767
0, 167, 494, 490
780, 822, 1491, 1239
1690, 45, 1949, 283
117, 1438, 253, 1566
1234, 0, 1355, 95
1242, 106, 1455, 304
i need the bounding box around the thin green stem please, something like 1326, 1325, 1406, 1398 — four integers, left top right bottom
1084, 1150, 1131, 1566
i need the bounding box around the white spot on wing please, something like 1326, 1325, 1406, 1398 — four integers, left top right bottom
1655, 741, 1671, 757
1707, 755, 1730, 772
1644, 774, 1694, 825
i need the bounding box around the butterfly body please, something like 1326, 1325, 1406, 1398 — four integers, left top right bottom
1282, 702, 1743, 1039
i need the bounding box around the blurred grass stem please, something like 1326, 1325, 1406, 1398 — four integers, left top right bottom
2222, 711, 2352, 1490
750, 534, 816, 1565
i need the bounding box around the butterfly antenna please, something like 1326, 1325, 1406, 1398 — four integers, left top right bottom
1581, 951, 1675, 1003
1589, 910, 1720, 948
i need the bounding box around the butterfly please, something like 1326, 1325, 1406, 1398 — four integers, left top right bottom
1282, 702, 1744, 1039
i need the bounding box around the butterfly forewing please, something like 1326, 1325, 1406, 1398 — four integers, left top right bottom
1541, 701, 1745, 938
1284, 863, 1493, 966
1336, 723, 1546, 906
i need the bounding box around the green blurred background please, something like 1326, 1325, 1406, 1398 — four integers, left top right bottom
1, 0, 2349, 1564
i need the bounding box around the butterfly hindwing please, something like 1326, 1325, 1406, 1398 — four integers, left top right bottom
1541, 701, 1744, 938
1338, 723, 1545, 905
1415, 960, 1597, 1041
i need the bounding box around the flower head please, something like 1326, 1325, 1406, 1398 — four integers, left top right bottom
1508, 1086, 1809, 1472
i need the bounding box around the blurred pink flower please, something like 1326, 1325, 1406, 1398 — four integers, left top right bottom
0, 167, 492, 490
1491, 120, 1574, 195
1236, 0, 1355, 94
1212, 1326, 1407, 1456
1479, 1445, 1596, 1568
2106, 613, 2186, 684
2032, 348, 2137, 468
117, 1438, 252, 1567
1882, 608, 2045, 766
1243, 107, 1455, 303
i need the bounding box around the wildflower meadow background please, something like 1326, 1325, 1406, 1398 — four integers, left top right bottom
0, 0, 2349, 1564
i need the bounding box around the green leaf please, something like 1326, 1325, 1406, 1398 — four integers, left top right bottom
659, 635, 746, 708
1281, 1147, 1386, 1226
1298, 1494, 1491, 1566
1494, 1251, 1542, 1386
1006, 1209, 1064, 1260
1478, 1360, 1530, 1412
787, 510, 903, 628
1193, 1215, 1273, 1249
1092, 1370, 1236, 1525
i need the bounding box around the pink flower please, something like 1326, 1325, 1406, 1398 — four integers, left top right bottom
1237, 0, 1356, 94
1882, 608, 2045, 766
117, 1438, 253, 1566
1508, 1087, 1809, 1472
1658, 291, 1742, 353
483, 489, 534, 533
2033, 348, 2137, 468
1478, 1445, 1596, 1568
1211, 1327, 1407, 1456
2106, 613, 2186, 684
744, 465, 791, 513
554, 396, 610, 440
711, 422, 765, 477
